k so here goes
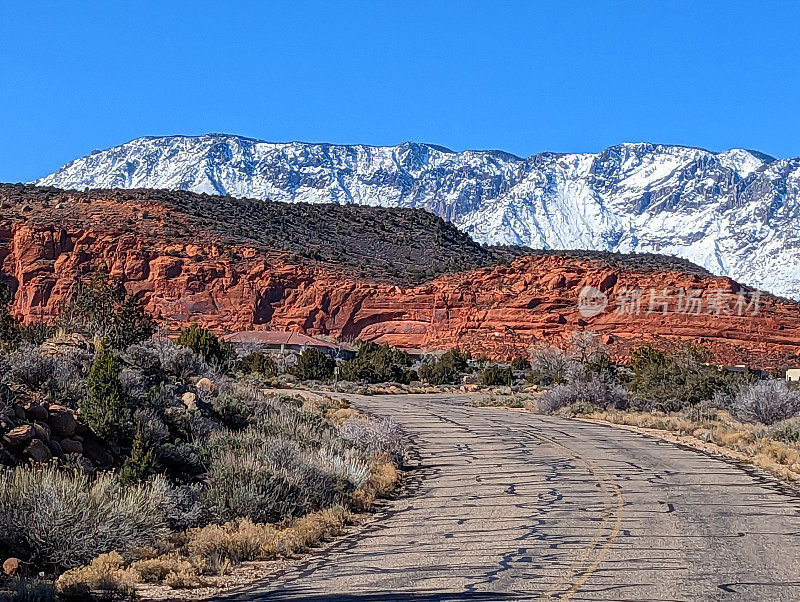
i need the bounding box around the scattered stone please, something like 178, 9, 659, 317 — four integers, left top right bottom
32, 422, 51, 445
23, 402, 48, 421
181, 391, 198, 410
3, 558, 24, 577
0, 448, 16, 466
82, 438, 114, 467
60, 438, 83, 455
47, 405, 77, 437
3, 424, 34, 448
195, 377, 217, 394
12, 404, 25, 421
25, 438, 52, 463
49, 440, 63, 457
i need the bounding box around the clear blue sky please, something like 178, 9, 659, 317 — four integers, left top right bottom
2, 0, 799, 182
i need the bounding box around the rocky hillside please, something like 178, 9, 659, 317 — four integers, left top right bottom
33, 134, 800, 299
1, 185, 799, 368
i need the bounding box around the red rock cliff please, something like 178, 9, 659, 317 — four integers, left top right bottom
2, 219, 799, 368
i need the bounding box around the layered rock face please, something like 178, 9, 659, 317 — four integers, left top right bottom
3, 218, 799, 368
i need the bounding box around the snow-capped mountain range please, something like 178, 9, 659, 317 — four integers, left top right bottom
33, 134, 800, 299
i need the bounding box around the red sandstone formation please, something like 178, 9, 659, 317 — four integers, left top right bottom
1, 189, 799, 368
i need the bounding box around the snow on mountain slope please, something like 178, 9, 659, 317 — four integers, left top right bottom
33, 134, 800, 299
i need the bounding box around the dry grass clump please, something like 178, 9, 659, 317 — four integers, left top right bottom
56, 551, 137, 599
130, 553, 204, 588
582, 408, 800, 481
352, 458, 401, 510
185, 506, 349, 565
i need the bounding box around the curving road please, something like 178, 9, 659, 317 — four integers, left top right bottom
222, 394, 800, 601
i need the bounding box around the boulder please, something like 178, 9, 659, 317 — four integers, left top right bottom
33, 421, 51, 445
12, 405, 25, 421
195, 377, 217, 394
47, 405, 77, 437
23, 402, 48, 421
49, 439, 63, 457
25, 438, 52, 463
181, 391, 198, 410
82, 438, 114, 467
60, 438, 83, 455
3, 424, 34, 448
0, 448, 16, 467
3, 558, 24, 577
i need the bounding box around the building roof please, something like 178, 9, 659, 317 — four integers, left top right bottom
223, 330, 345, 350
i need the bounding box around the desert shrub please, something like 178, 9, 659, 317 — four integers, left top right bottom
130, 337, 208, 381
15, 323, 56, 346
339, 342, 413, 384
5, 577, 56, 602
46, 348, 92, 408
133, 408, 170, 444
59, 271, 154, 349
236, 351, 277, 377
202, 446, 319, 524
539, 375, 631, 415
150, 480, 204, 531
418, 360, 456, 385
81, 341, 131, 442
479, 365, 514, 386
5, 346, 55, 391
567, 330, 604, 363
732, 380, 800, 425
212, 390, 257, 429
528, 343, 580, 385
510, 355, 531, 371
0, 465, 171, 570
291, 348, 335, 381
177, 324, 232, 367
122, 342, 161, 375
761, 418, 800, 443
339, 417, 405, 464
153, 441, 206, 484
584, 350, 617, 378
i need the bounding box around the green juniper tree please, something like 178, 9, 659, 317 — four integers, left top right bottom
81, 341, 130, 442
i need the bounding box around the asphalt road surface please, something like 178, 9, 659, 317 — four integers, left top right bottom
221, 394, 800, 601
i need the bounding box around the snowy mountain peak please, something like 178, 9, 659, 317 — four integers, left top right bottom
32, 134, 800, 299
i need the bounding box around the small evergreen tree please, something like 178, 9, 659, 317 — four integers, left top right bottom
60, 271, 155, 348
236, 351, 277, 377
0, 283, 19, 346
339, 341, 414, 384
480, 365, 514, 386
510, 355, 532, 371
177, 324, 232, 366
119, 429, 160, 486
291, 348, 335, 381
81, 341, 130, 442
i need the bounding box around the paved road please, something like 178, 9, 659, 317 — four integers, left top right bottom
223, 394, 800, 601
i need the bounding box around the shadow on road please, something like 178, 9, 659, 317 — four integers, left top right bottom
220, 591, 527, 601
